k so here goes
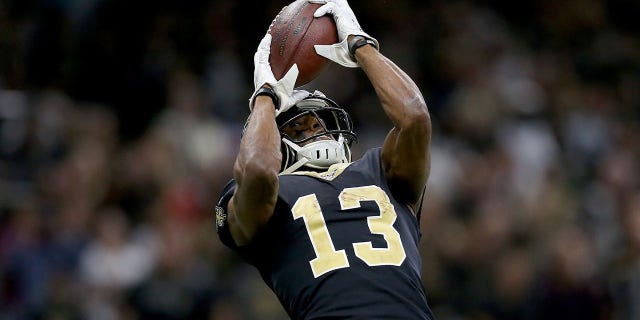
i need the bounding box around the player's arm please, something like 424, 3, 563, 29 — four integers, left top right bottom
356, 44, 431, 212
226, 34, 300, 245
228, 94, 281, 246
313, 0, 431, 211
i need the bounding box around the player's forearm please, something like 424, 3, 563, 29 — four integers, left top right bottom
234, 97, 281, 202
356, 45, 430, 130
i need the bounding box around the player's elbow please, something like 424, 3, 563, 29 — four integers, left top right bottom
234, 158, 280, 189
233, 159, 279, 228
401, 95, 431, 133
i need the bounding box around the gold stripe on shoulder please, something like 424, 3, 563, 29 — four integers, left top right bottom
286, 162, 351, 181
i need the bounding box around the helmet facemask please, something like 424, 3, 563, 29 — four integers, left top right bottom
276, 93, 356, 174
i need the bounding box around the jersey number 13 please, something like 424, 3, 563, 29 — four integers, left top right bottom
292, 185, 407, 278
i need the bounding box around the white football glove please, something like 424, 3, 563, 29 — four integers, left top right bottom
250, 33, 299, 111
279, 90, 311, 117
311, 0, 379, 68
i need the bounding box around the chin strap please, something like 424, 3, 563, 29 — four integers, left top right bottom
280, 136, 349, 174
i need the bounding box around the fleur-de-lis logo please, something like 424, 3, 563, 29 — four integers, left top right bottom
215, 206, 227, 230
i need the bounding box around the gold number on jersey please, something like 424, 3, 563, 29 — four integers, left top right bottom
292, 194, 350, 278
291, 185, 406, 278
339, 185, 406, 266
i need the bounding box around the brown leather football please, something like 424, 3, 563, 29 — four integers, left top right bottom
268, 0, 338, 87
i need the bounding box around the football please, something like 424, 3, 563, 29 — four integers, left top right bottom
268, 0, 338, 87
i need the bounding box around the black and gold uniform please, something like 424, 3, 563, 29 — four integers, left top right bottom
216, 148, 435, 320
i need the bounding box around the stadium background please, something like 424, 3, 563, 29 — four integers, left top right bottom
1, 0, 638, 319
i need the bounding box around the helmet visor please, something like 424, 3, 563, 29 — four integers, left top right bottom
277, 104, 356, 145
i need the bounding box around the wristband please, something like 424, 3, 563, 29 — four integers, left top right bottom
348, 36, 377, 60
253, 86, 280, 109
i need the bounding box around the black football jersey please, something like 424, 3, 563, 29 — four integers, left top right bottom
216, 148, 435, 320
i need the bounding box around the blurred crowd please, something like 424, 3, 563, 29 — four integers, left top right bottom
1, 0, 639, 319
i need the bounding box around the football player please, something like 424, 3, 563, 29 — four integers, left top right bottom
215, 0, 435, 318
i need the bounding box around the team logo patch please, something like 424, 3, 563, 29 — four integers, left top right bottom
215, 206, 227, 230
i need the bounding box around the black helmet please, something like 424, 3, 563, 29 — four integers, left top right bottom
276, 91, 357, 173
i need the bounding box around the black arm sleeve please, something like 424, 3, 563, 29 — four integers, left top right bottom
214, 180, 238, 249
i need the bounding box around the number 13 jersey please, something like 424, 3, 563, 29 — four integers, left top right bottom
216, 148, 435, 320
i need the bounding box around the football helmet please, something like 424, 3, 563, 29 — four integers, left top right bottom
276, 91, 357, 174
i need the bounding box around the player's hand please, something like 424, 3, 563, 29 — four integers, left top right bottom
278, 89, 310, 116
250, 33, 299, 111
311, 0, 379, 68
